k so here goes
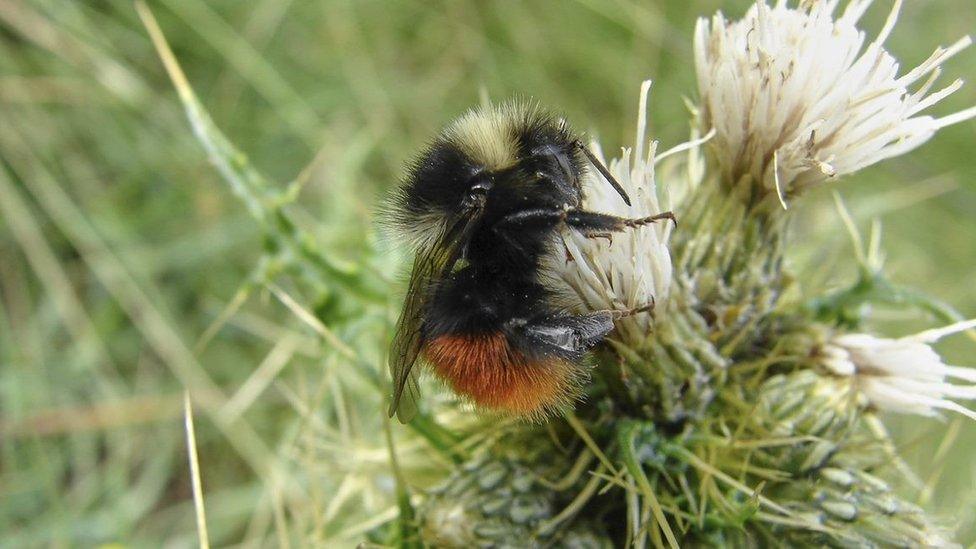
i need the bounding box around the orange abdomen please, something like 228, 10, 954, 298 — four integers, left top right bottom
424, 333, 578, 416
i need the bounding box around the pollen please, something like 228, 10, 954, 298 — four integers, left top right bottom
424, 333, 580, 417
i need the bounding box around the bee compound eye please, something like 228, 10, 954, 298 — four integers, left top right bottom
530, 144, 561, 157
531, 146, 575, 188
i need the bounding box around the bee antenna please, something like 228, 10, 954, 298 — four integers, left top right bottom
576, 141, 632, 206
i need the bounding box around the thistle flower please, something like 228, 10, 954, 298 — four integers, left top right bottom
549, 81, 675, 345
821, 319, 976, 420
694, 0, 976, 200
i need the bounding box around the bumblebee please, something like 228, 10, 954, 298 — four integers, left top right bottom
387, 103, 674, 422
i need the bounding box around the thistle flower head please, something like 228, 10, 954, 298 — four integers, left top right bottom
694, 0, 976, 200
822, 319, 976, 420
548, 81, 674, 345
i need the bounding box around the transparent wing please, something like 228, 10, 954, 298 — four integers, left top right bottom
388, 214, 480, 423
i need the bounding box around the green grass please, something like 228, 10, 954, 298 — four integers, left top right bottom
1, 0, 974, 546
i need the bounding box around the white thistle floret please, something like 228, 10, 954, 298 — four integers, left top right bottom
548, 81, 675, 345
822, 319, 976, 420
694, 0, 976, 198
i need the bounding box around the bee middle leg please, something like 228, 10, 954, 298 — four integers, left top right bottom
492, 208, 569, 252
565, 210, 677, 237
512, 303, 656, 360
513, 312, 616, 360
586, 232, 614, 244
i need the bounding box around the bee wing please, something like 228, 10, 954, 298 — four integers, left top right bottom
386, 249, 435, 423
388, 213, 481, 423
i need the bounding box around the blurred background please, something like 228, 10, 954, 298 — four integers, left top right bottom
1, 0, 974, 546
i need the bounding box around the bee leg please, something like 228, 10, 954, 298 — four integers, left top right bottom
621, 211, 677, 229
514, 313, 616, 360
585, 232, 613, 244
604, 298, 656, 320
566, 209, 677, 233
514, 303, 658, 361
493, 208, 567, 230
492, 207, 568, 251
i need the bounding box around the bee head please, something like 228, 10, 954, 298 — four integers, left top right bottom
392, 102, 586, 248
